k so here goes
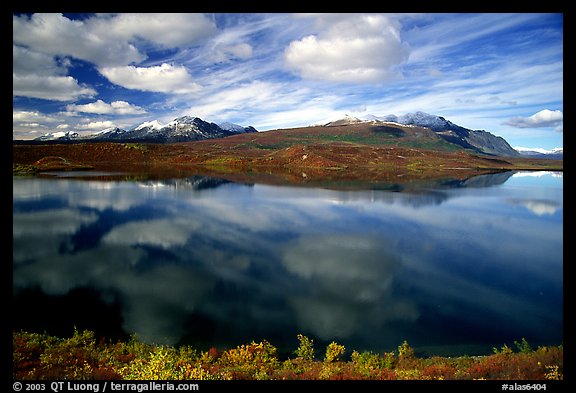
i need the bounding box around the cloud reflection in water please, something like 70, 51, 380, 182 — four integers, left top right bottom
12, 172, 563, 353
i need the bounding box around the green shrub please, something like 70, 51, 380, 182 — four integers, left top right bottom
218, 340, 279, 379
514, 338, 533, 354
324, 341, 346, 363
493, 343, 513, 355
294, 334, 315, 361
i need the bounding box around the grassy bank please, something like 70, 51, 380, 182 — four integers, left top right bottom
13, 330, 562, 380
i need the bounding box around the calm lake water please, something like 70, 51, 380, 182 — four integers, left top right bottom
13, 171, 563, 356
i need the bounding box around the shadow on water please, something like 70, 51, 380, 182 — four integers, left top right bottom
13, 286, 130, 342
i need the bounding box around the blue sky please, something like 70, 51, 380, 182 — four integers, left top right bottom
13, 13, 563, 150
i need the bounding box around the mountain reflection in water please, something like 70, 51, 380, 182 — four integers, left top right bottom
13, 171, 563, 356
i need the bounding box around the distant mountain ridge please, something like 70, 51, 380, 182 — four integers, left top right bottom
33, 116, 257, 143
514, 147, 563, 160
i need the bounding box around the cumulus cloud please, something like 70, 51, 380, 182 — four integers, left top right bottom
285, 14, 409, 83
99, 63, 201, 94
13, 40, 95, 102
90, 13, 217, 49
504, 109, 563, 131
13, 44, 67, 77
13, 13, 145, 67
13, 73, 96, 102
13, 43, 95, 102
77, 121, 117, 130
66, 100, 146, 115
12, 13, 216, 103
13, 110, 57, 124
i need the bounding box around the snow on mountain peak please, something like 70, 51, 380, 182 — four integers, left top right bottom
322, 114, 364, 126
35, 130, 79, 140
514, 146, 563, 155
134, 120, 164, 131
218, 122, 258, 133
219, 122, 246, 132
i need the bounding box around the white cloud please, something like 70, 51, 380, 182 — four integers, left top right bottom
183, 80, 280, 120
13, 110, 57, 123
210, 42, 253, 63
504, 109, 563, 130
183, 80, 347, 129
12, 13, 219, 103
13, 109, 65, 139
13, 73, 96, 102
97, 13, 216, 48
13, 41, 95, 102
13, 13, 145, 67
13, 13, 218, 67
99, 63, 201, 94
77, 120, 117, 130
285, 14, 409, 83
13, 45, 66, 76
66, 99, 146, 115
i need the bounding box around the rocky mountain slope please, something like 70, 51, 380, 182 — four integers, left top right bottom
361, 112, 520, 157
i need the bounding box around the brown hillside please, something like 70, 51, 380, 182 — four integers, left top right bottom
13, 124, 562, 184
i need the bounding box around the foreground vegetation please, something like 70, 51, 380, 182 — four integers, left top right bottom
13, 330, 563, 380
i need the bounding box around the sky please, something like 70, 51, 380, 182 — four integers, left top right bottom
12, 13, 563, 150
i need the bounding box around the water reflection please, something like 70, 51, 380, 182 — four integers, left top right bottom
13, 171, 563, 355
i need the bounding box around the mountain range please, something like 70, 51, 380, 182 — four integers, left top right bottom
34, 116, 257, 143
26, 112, 561, 159
513, 147, 563, 160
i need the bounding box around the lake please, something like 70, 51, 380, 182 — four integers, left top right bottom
12, 170, 563, 357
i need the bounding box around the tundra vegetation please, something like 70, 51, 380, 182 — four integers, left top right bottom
13, 330, 563, 380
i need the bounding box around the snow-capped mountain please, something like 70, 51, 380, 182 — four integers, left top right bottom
35, 131, 79, 141
134, 120, 164, 132
218, 122, 258, 134
515, 147, 563, 160
381, 112, 520, 156
90, 127, 128, 140
130, 116, 231, 142
372, 112, 460, 131
33, 116, 257, 143
324, 114, 364, 126
321, 111, 520, 157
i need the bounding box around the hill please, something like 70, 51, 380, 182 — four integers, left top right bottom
21, 111, 520, 158
13, 120, 562, 186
